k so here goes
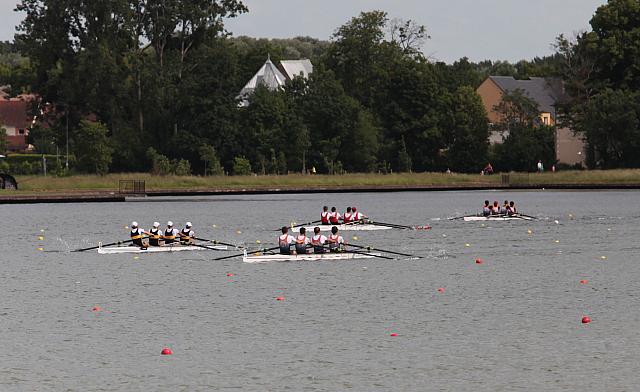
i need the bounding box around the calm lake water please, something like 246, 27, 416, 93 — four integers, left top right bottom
1, 190, 640, 391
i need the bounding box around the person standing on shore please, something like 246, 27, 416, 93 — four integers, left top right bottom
537, 160, 544, 173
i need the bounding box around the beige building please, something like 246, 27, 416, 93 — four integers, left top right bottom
477, 76, 585, 167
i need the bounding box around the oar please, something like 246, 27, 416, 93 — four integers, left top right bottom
193, 236, 243, 249
368, 220, 428, 230
213, 246, 281, 261
346, 250, 394, 260
73, 239, 135, 252
448, 215, 468, 220
515, 213, 537, 220
347, 243, 418, 258
275, 219, 323, 231
189, 243, 227, 251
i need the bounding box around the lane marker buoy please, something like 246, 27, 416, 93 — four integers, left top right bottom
437, 287, 445, 293
390, 333, 398, 337
92, 306, 101, 312
582, 316, 591, 324
475, 258, 483, 264
161, 347, 173, 355
579, 280, 588, 284
276, 296, 285, 301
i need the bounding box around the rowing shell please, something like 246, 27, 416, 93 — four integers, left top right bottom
463, 215, 534, 222
97, 242, 227, 254
243, 250, 382, 263
290, 224, 391, 232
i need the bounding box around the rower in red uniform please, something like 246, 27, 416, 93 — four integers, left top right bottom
327, 226, 345, 252
278, 226, 296, 255
295, 227, 311, 254
310, 227, 328, 254
352, 207, 366, 222
329, 207, 341, 225
321, 206, 330, 225
343, 207, 353, 223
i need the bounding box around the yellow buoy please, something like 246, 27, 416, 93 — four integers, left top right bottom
212, 224, 217, 228
125, 226, 129, 229
352, 236, 359, 241
465, 243, 470, 247
601, 256, 607, 260
236, 230, 242, 234
555, 240, 560, 243
256, 240, 261, 244
133, 256, 140, 260
38, 236, 44, 241
37, 247, 44, 251
40, 229, 45, 233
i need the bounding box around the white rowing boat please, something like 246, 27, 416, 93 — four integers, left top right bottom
462, 214, 534, 222
242, 250, 382, 263
290, 224, 391, 232
97, 242, 228, 254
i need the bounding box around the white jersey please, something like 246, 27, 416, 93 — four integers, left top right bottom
353, 212, 365, 220
311, 234, 327, 245
278, 234, 296, 245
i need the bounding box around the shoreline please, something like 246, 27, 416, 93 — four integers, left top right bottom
2, 182, 640, 204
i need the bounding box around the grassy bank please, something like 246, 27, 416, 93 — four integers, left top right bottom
5, 170, 640, 193
8, 172, 499, 192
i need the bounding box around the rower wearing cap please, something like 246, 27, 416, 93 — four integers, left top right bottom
321, 206, 330, 225
164, 221, 179, 245
482, 200, 491, 217
148, 222, 162, 247
502, 200, 509, 214
329, 207, 341, 225
310, 227, 327, 254
326, 226, 345, 252
295, 227, 311, 254
278, 226, 296, 255
180, 222, 195, 245
343, 207, 353, 223
352, 207, 366, 222
130, 222, 148, 248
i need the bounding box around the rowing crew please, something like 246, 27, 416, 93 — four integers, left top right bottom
279, 226, 345, 255
130, 221, 195, 248
320, 206, 368, 225
482, 200, 517, 217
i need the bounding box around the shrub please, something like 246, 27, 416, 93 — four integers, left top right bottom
232, 156, 252, 175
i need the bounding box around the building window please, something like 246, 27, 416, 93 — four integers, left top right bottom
18, 129, 25, 135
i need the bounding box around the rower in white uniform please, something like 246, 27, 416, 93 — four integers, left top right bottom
130, 222, 148, 248
310, 227, 328, 254
278, 226, 296, 255
148, 222, 162, 247
179, 222, 195, 245
295, 227, 311, 254
326, 226, 345, 252
164, 221, 180, 245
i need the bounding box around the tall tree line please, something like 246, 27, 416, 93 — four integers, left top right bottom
5, 1, 618, 175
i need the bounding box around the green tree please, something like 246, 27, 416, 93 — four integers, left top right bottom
74, 120, 113, 175
397, 136, 412, 172
446, 86, 489, 172
199, 144, 223, 175
0, 126, 7, 154
579, 89, 640, 168
232, 156, 252, 175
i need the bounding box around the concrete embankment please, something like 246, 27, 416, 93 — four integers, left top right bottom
2, 183, 640, 204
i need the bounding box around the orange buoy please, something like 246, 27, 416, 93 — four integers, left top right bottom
161, 347, 173, 355
475, 258, 483, 264
390, 333, 398, 337
579, 280, 588, 284
92, 306, 101, 312
276, 296, 285, 301
437, 287, 445, 293
581, 316, 591, 324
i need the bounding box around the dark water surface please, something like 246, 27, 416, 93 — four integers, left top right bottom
1, 190, 640, 391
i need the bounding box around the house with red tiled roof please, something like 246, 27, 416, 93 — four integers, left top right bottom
0, 97, 35, 152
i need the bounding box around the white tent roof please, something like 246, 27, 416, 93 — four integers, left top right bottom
279, 59, 313, 80
237, 58, 287, 107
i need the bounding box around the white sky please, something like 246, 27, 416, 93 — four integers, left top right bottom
0, 0, 606, 63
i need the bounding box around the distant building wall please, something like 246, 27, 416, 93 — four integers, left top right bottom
555, 128, 586, 166
476, 78, 503, 124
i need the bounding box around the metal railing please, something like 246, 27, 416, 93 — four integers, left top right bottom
119, 180, 146, 195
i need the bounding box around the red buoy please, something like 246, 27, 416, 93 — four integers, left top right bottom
475, 258, 483, 264
437, 287, 445, 293
161, 347, 173, 355
390, 333, 398, 337
92, 306, 101, 312
276, 296, 285, 301
227, 273, 234, 277
581, 316, 591, 324
579, 279, 588, 284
